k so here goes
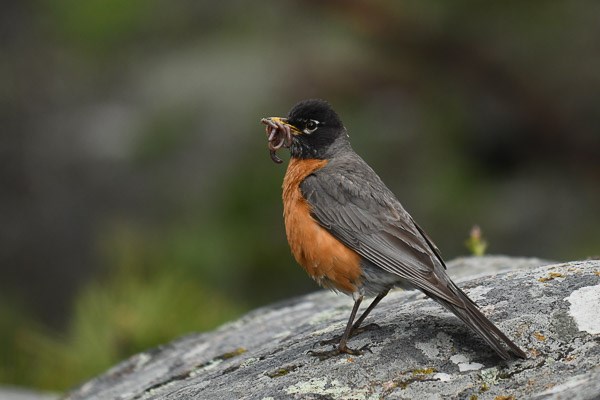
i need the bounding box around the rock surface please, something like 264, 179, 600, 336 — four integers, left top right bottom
0, 387, 57, 400
64, 256, 600, 400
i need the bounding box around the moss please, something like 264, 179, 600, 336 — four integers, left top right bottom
538, 272, 565, 282
384, 368, 439, 393
267, 365, 299, 378
412, 367, 436, 375
220, 347, 247, 360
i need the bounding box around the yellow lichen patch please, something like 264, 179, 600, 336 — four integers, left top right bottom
266, 365, 299, 378
220, 347, 247, 360
529, 348, 541, 358
533, 332, 547, 341
412, 367, 436, 375
494, 396, 515, 400
382, 368, 439, 394
564, 354, 576, 362
594, 270, 600, 276
267, 368, 290, 378
538, 272, 565, 282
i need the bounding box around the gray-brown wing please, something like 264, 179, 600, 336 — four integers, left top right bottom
301, 163, 462, 306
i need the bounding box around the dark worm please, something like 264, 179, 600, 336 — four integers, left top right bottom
261, 118, 292, 164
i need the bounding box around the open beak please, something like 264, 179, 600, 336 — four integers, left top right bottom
260, 117, 302, 135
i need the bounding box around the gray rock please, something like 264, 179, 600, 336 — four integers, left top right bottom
64, 256, 600, 400
446, 255, 551, 281
0, 386, 57, 400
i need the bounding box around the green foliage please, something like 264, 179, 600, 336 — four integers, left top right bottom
44, 0, 157, 52
0, 226, 245, 391
0, 300, 37, 385
465, 225, 488, 257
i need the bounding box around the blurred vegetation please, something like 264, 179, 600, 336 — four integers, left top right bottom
1, 0, 599, 392
0, 225, 244, 389
465, 226, 488, 256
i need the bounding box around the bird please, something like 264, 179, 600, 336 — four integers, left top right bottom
260, 98, 527, 360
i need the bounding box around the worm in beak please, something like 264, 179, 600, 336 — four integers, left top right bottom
261, 118, 293, 164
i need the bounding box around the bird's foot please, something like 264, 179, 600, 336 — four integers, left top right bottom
307, 344, 371, 360
316, 323, 381, 347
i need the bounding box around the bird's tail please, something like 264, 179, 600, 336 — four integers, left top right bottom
433, 287, 527, 360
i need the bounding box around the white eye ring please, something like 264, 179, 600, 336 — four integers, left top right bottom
303, 119, 319, 134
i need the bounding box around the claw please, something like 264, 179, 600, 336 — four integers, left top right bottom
318, 323, 381, 347
308, 344, 371, 360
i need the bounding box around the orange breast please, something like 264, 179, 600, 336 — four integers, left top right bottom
282, 158, 362, 294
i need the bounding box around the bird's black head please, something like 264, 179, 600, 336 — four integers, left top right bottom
282, 99, 348, 159
261, 99, 350, 161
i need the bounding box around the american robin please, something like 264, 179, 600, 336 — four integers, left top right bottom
261, 99, 527, 360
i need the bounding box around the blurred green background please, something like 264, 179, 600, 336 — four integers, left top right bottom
1, 0, 599, 392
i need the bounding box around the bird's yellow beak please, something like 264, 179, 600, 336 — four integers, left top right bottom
261, 117, 302, 135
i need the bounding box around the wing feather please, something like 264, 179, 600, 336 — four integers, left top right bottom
301, 159, 462, 306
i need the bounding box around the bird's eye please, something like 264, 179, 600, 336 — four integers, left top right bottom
304, 120, 319, 134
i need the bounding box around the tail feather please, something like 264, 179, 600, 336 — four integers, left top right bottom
433, 288, 527, 360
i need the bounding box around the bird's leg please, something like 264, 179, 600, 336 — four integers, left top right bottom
349, 290, 389, 333
309, 294, 366, 359
318, 290, 389, 346
336, 294, 364, 352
